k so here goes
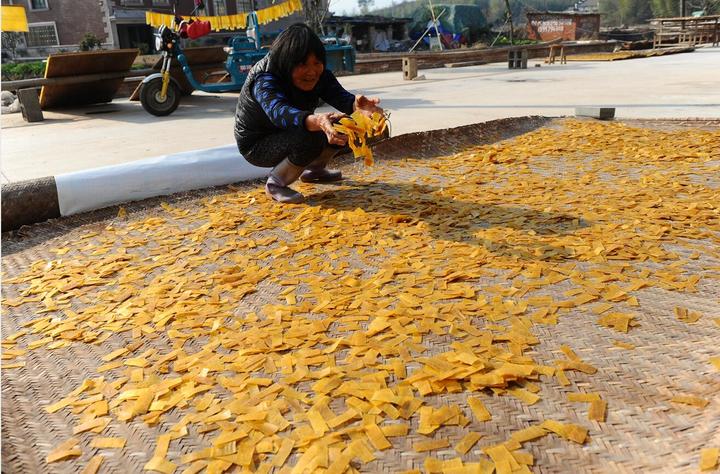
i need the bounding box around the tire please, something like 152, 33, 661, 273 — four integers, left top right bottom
139, 77, 180, 116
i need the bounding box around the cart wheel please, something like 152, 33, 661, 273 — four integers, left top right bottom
140, 77, 180, 116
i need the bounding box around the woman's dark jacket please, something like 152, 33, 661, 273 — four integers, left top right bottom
234, 54, 356, 154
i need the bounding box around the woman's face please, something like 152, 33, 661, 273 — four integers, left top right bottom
291, 53, 324, 91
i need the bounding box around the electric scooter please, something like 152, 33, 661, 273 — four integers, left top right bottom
140, 2, 266, 116
140, 0, 355, 116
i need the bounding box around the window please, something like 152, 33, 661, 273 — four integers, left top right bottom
121, 0, 144, 5
153, 0, 170, 5
26, 22, 59, 47
213, 0, 227, 15
28, 0, 49, 10
236, 0, 252, 12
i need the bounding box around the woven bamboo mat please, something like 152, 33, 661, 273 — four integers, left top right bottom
2, 116, 719, 474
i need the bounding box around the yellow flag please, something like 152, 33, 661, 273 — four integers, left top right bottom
1, 5, 29, 32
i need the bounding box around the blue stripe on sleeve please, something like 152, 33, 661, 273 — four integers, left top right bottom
318, 70, 355, 115
253, 73, 310, 130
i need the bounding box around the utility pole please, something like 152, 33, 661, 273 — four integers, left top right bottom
504, 0, 514, 45
680, 0, 686, 31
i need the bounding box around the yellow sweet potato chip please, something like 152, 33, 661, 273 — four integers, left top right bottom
73, 417, 110, 435
468, 397, 491, 422
413, 439, 450, 452
588, 399, 607, 422
46, 438, 81, 463
510, 425, 548, 444
90, 437, 126, 449
144, 456, 177, 474
671, 395, 709, 408
700, 448, 719, 471
455, 432, 482, 455
541, 420, 588, 444
567, 393, 601, 403
365, 423, 392, 450
80, 455, 104, 474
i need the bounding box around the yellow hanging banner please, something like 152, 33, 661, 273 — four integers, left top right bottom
1, 5, 29, 33
256, 0, 303, 25
146, 11, 249, 31
145, 0, 302, 32
145, 11, 175, 29
199, 13, 248, 31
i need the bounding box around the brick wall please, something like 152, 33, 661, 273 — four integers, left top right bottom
109, 0, 306, 37
23, 0, 107, 45
111, 0, 249, 16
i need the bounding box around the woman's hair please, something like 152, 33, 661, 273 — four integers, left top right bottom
268, 23, 326, 81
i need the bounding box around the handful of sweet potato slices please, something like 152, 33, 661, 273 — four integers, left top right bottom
333, 111, 388, 166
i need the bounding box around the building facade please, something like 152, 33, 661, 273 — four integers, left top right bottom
324, 15, 410, 53
108, 0, 307, 50
1, 0, 329, 59
1, 0, 110, 58
110, 0, 244, 51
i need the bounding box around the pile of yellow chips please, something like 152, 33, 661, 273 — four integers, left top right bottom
2, 119, 719, 473
333, 111, 388, 166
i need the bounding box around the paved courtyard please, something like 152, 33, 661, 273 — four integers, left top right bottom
1, 47, 719, 183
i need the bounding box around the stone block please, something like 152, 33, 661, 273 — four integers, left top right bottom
575, 107, 615, 120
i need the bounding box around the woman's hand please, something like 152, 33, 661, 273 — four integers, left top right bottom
353, 95, 383, 117
305, 112, 348, 146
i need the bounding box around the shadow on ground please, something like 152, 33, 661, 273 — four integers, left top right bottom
1, 116, 555, 257
308, 180, 590, 262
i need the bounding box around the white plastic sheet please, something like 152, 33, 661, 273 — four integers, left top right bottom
55, 144, 268, 216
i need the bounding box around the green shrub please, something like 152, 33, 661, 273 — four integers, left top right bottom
134, 42, 150, 55
79, 33, 103, 51
494, 36, 538, 46
1, 61, 46, 81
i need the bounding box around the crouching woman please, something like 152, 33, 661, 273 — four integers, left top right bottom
234, 23, 383, 204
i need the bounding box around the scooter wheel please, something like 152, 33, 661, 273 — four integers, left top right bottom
139, 77, 180, 116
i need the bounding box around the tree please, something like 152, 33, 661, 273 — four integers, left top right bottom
649, 0, 675, 17
79, 33, 103, 51
600, 0, 652, 26
687, 0, 719, 13
618, 0, 652, 25
1, 32, 24, 60
599, 0, 621, 25
301, 0, 330, 34
359, 0, 375, 14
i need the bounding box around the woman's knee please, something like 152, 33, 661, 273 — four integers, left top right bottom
241, 143, 277, 168
287, 131, 328, 167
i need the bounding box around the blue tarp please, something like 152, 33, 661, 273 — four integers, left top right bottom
409, 4, 487, 46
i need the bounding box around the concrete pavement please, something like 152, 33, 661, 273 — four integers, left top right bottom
2, 46, 719, 183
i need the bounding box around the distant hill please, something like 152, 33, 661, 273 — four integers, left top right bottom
371, 0, 719, 27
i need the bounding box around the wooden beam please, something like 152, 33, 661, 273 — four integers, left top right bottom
1, 68, 154, 91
